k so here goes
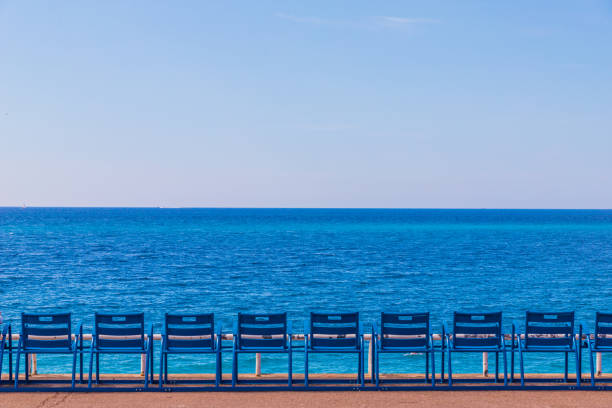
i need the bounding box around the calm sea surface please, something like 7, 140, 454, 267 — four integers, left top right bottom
1, 208, 612, 375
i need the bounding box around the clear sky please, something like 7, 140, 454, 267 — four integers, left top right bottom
1, 1, 611, 208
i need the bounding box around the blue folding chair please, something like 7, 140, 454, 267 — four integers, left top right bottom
14, 313, 81, 389
160, 313, 221, 388
304, 312, 364, 387
585, 312, 612, 387
373, 312, 435, 386
0, 323, 8, 383
513, 311, 580, 386
443, 312, 507, 386
232, 312, 292, 387
89, 313, 153, 389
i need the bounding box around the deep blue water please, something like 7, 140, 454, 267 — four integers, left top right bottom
1, 208, 612, 376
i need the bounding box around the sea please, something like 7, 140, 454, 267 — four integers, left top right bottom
1, 208, 611, 376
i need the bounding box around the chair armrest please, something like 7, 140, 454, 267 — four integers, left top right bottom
578, 321, 591, 337
147, 323, 154, 347
74, 322, 83, 345
512, 320, 523, 335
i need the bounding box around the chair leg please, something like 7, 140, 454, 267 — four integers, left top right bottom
149, 348, 153, 386
431, 350, 436, 387
575, 350, 580, 387
304, 348, 309, 387
495, 352, 499, 383
440, 348, 445, 383
72, 350, 77, 389
564, 352, 568, 383
216, 350, 222, 387
425, 351, 429, 383
231, 351, 238, 387
288, 351, 293, 387
360, 350, 364, 387
14, 346, 20, 389
357, 351, 362, 386
95, 352, 100, 384
511, 341, 515, 383
143, 353, 148, 389
164, 353, 168, 383
24, 353, 28, 383
589, 348, 595, 387
447, 349, 452, 387
503, 349, 508, 386
88, 350, 94, 389
159, 352, 164, 389
375, 349, 380, 386
519, 348, 525, 387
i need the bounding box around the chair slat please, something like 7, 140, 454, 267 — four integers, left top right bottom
96, 314, 144, 324
595, 337, 612, 347
167, 338, 213, 349
22, 314, 71, 324
454, 337, 500, 348
527, 325, 572, 335
454, 312, 502, 324
382, 326, 428, 336
311, 313, 358, 324
239, 325, 286, 336
381, 338, 427, 348
240, 338, 285, 348
596, 325, 612, 335
25, 327, 70, 336
596, 312, 612, 323
526, 312, 574, 323
454, 325, 499, 335
98, 339, 144, 349
97, 327, 144, 336
525, 337, 572, 347
311, 325, 357, 335
311, 337, 358, 348
167, 327, 213, 336
24, 339, 71, 349
239, 314, 286, 325
382, 313, 429, 324
166, 314, 213, 325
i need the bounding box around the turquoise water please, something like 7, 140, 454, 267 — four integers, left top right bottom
1, 208, 612, 376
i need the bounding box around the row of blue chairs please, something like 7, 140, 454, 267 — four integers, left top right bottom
1, 311, 611, 389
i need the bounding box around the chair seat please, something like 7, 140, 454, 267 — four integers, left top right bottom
165, 347, 217, 353
450, 346, 504, 352
95, 347, 147, 353
379, 346, 432, 352
520, 340, 574, 351
23, 347, 75, 353
236, 346, 289, 352
308, 346, 361, 352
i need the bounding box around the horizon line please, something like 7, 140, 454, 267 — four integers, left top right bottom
1, 206, 611, 211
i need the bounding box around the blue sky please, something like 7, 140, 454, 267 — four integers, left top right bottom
1, 1, 611, 208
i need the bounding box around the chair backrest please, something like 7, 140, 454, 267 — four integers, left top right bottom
95, 313, 145, 349
525, 311, 574, 348
237, 313, 287, 349
21, 313, 72, 350
594, 312, 612, 348
165, 313, 215, 349
310, 312, 359, 349
380, 312, 429, 349
452, 312, 503, 348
